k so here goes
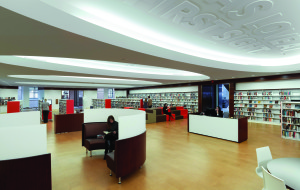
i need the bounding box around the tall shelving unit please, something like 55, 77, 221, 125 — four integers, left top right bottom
111, 98, 140, 108
234, 89, 300, 124
92, 99, 105, 109
59, 99, 74, 114
128, 92, 198, 113
281, 101, 300, 141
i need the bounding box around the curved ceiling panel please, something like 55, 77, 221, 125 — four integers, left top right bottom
8, 75, 162, 85
1, 0, 300, 72
0, 56, 209, 81
15, 82, 135, 88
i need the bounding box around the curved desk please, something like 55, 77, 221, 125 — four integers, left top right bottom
267, 158, 300, 190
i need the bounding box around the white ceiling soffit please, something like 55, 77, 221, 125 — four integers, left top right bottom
8, 75, 162, 85
1, 0, 300, 72
15, 82, 135, 88
0, 56, 208, 81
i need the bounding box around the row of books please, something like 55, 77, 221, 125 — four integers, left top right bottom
282, 117, 300, 124
282, 110, 300, 117
282, 131, 300, 139
282, 124, 300, 131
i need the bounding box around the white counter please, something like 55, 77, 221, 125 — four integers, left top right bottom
188, 115, 248, 143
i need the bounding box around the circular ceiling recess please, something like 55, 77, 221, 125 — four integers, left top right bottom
1, 0, 300, 72
0, 55, 209, 81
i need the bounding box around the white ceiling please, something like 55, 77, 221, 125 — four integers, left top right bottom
0, 0, 300, 89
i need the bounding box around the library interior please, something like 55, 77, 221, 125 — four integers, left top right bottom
1, 1, 300, 190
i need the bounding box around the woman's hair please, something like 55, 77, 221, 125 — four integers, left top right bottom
107, 115, 115, 128
216, 106, 221, 111
164, 103, 167, 107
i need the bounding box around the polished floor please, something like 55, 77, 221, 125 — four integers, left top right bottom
46, 119, 300, 190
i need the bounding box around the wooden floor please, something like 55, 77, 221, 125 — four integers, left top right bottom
46, 119, 300, 190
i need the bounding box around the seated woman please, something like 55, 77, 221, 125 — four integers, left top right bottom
214, 106, 223, 117
163, 103, 175, 121
104, 115, 118, 159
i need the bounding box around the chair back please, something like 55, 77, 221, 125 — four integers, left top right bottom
261, 166, 286, 190
256, 146, 273, 168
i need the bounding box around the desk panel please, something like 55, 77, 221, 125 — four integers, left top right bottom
189, 115, 247, 143
54, 113, 83, 134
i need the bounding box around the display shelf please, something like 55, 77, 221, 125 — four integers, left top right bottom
281, 101, 300, 141
92, 99, 105, 109
59, 99, 74, 114
128, 92, 198, 113
234, 89, 300, 124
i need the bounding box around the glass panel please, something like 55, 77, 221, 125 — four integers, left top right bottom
202, 85, 216, 112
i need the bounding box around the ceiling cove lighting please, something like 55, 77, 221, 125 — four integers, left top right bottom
42, 0, 300, 66
8, 75, 162, 85
16, 56, 200, 76
15, 82, 135, 88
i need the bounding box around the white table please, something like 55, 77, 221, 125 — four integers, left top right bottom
267, 158, 300, 190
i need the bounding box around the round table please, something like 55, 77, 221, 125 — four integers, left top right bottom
267, 158, 300, 190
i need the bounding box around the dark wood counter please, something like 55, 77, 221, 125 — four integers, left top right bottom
54, 113, 84, 134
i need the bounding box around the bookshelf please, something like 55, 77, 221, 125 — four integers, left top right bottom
92, 99, 105, 109
111, 98, 140, 108
281, 102, 300, 141
128, 92, 198, 113
59, 99, 74, 114
92, 98, 141, 109
234, 89, 300, 124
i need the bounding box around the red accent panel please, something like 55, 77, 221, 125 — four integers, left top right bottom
138, 108, 145, 111
140, 99, 143, 108
105, 99, 111, 108
180, 109, 188, 115
182, 114, 188, 119
124, 107, 133, 109
166, 114, 175, 121
48, 105, 52, 120
66, 100, 74, 114
176, 106, 184, 110
7, 101, 20, 113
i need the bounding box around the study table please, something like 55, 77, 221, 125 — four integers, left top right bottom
267, 158, 300, 190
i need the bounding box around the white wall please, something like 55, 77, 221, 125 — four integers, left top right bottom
44, 90, 61, 110
236, 79, 300, 90
84, 109, 146, 140
115, 90, 127, 98
0, 88, 18, 114
129, 86, 198, 94
83, 90, 97, 109
0, 111, 40, 127
0, 88, 18, 98
0, 124, 47, 160
22, 86, 30, 108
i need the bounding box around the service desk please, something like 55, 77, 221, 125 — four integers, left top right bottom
188, 114, 248, 143
54, 113, 84, 134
